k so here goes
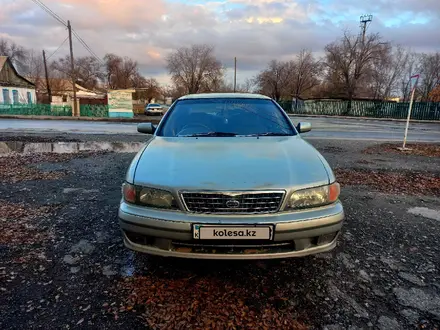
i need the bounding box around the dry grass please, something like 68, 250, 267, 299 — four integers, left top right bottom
0, 200, 59, 245
335, 168, 440, 196
116, 276, 309, 330
0, 152, 106, 183
363, 143, 440, 157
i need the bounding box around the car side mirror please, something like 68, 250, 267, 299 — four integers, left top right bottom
297, 122, 312, 133
137, 123, 156, 134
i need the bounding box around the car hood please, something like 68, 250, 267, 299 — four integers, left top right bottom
133, 136, 330, 191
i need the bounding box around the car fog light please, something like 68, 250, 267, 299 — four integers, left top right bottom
317, 232, 338, 246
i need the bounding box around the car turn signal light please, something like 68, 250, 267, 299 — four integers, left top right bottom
122, 182, 137, 204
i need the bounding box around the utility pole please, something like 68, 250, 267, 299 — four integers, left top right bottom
360, 14, 373, 44
233, 57, 237, 93
67, 20, 78, 116
42, 50, 51, 103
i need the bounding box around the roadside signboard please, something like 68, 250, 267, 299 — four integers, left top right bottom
108, 89, 135, 118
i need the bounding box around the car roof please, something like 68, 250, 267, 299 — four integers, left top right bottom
178, 93, 271, 100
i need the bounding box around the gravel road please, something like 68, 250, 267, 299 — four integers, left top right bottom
1, 132, 439, 329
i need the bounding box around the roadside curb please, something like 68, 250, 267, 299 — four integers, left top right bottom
0, 115, 161, 124
287, 114, 440, 124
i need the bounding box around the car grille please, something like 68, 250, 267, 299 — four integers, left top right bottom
180, 191, 285, 214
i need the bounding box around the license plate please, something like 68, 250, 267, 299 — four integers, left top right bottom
193, 225, 273, 240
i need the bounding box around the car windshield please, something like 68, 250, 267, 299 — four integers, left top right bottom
148, 104, 161, 107
158, 98, 296, 137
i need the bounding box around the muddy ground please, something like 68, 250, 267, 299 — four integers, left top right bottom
0, 132, 439, 330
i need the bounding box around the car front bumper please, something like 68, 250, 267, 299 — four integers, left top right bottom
118, 201, 344, 259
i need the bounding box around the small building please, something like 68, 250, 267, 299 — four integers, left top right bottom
35, 78, 107, 105
0, 56, 36, 104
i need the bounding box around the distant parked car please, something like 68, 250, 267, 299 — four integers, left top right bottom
119, 93, 344, 259
145, 103, 164, 116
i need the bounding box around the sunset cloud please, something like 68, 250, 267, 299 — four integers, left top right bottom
2, 0, 439, 84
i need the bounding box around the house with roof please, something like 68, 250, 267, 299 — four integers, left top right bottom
34, 78, 107, 105
0, 56, 36, 104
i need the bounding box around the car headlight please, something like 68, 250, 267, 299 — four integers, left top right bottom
287, 182, 340, 209
122, 183, 178, 209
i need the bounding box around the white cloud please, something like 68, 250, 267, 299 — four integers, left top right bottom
1, 0, 439, 84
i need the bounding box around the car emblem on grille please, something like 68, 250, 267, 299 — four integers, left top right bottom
226, 199, 240, 208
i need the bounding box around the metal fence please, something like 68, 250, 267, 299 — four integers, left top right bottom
80, 104, 109, 117
0, 104, 109, 117
278, 100, 440, 121
0, 104, 72, 116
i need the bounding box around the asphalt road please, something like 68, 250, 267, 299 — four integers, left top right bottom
0, 117, 439, 142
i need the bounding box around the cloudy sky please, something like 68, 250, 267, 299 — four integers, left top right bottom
2, 0, 439, 85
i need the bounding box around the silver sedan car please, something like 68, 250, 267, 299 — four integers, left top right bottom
119, 93, 344, 259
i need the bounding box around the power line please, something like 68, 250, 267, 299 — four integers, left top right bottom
72, 30, 103, 63
30, 0, 102, 63
47, 36, 69, 60
22, 33, 68, 71
30, 0, 66, 26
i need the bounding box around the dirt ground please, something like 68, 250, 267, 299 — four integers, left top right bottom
0, 132, 439, 330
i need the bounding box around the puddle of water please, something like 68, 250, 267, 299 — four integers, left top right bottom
0, 141, 145, 155
407, 207, 440, 221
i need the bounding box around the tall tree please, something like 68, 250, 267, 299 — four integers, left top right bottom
51, 55, 104, 90
369, 45, 410, 99
0, 38, 28, 73
324, 32, 389, 108
21, 50, 45, 88
399, 52, 420, 101
166, 44, 224, 94
133, 77, 162, 103
255, 60, 290, 101
417, 52, 440, 101
104, 53, 140, 89
287, 49, 322, 109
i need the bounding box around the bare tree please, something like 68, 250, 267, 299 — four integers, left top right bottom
133, 77, 162, 103
287, 49, 322, 109
255, 60, 290, 101
144, 78, 162, 102
222, 78, 256, 93
369, 45, 410, 99
166, 44, 224, 94
163, 84, 186, 100
241, 78, 256, 93
51, 55, 104, 90
399, 52, 420, 101
324, 32, 389, 108
131, 72, 147, 89
0, 38, 28, 73
417, 52, 440, 101
104, 53, 140, 89
21, 50, 45, 87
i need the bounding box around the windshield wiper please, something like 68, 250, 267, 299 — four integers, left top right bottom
181, 132, 238, 137
247, 132, 292, 137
